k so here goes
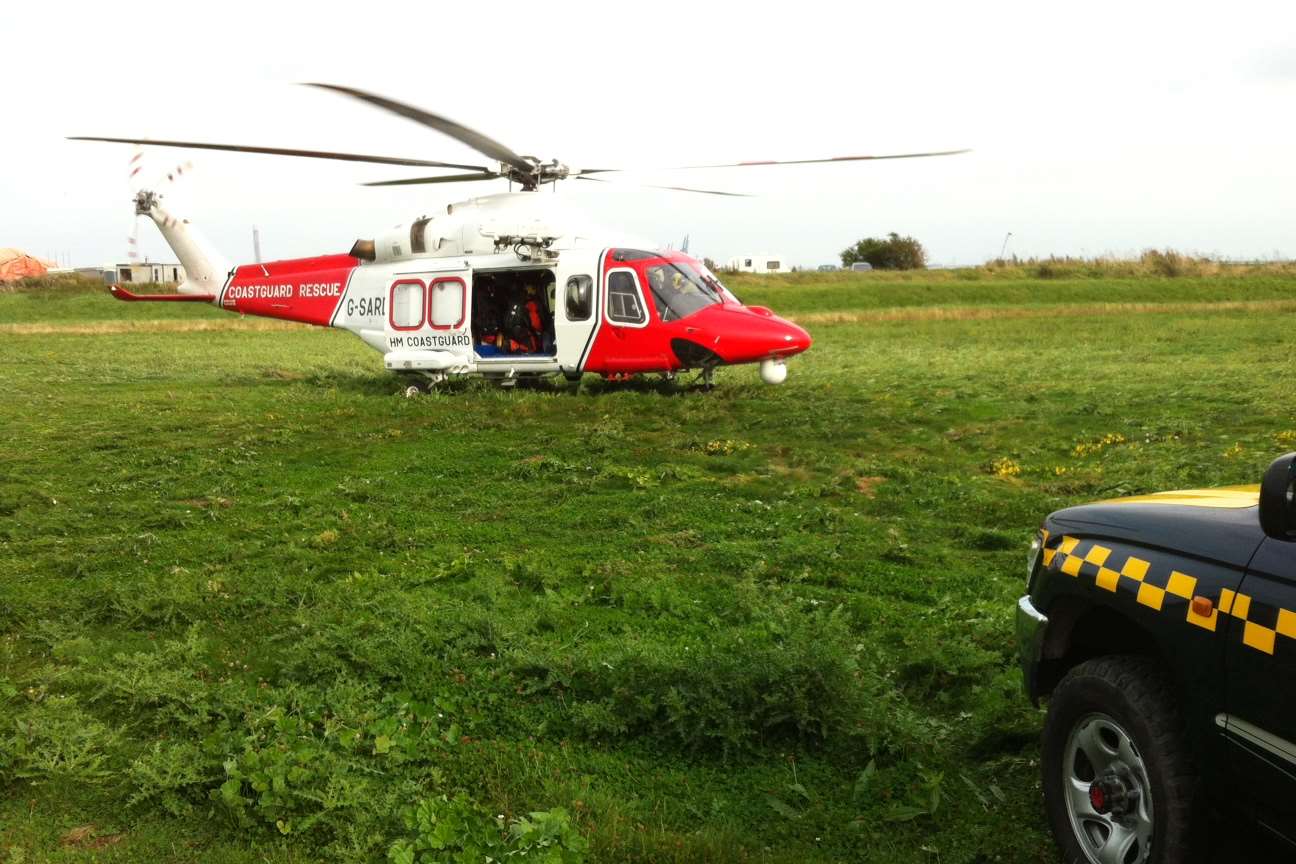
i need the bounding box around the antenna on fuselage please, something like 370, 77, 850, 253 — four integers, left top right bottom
252, 226, 262, 264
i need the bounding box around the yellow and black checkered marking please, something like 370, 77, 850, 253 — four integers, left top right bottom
1216, 589, 1296, 656
1047, 535, 1296, 656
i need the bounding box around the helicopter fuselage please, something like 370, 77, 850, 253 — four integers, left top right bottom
216, 243, 811, 383
121, 190, 810, 385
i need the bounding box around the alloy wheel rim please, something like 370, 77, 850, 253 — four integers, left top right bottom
1062, 712, 1155, 864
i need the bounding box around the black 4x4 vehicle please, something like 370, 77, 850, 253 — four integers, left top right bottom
1018, 454, 1296, 863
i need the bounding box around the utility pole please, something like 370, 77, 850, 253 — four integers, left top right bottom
999, 231, 1013, 261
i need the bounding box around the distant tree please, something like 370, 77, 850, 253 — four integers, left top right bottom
841, 233, 927, 270
703, 257, 718, 272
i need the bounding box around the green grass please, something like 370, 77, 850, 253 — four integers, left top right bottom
3, 271, 1295, 862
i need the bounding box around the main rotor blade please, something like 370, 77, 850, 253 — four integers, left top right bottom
576, 176, 752, 197
362, 172, 504, 187
304, 83, 533, 175
67, 136, 490, 171
580, 149, 972, 174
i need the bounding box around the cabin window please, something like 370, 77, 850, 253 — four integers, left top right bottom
606, 270, 646, 325
429, 277, 465, 329
390, 279, 425, 330
565, 275, 592, 321
410, 218, 431, 254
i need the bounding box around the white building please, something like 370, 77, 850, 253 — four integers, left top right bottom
727, 254, 788, 274
75, 262, 186, 285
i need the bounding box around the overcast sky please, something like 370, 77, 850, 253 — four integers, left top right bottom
3, 1, 1294, 268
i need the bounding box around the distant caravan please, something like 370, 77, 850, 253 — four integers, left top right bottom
727, 255, 789, 275
72, 83, 968, 391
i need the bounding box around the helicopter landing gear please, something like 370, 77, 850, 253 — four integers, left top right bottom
700, 366, 716, 392
402, 372, 446, 397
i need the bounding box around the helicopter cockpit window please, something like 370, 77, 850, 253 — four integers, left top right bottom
606, 271, 646, 325
644, 262, 721, 322
565, 275, 592, 321
611, 248, 658, 262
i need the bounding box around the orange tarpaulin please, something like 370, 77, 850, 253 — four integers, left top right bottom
0, 248, 56, 282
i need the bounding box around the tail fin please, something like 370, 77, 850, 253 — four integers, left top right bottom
134, 191, 231, 298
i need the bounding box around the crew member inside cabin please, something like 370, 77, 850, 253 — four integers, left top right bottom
471, 272, 556, 356
472, 278, 504, 349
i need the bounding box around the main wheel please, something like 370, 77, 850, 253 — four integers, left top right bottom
1041, 656, 1199, 864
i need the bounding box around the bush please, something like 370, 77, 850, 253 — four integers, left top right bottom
841, 233, 927, 270
0, 274, 106, 295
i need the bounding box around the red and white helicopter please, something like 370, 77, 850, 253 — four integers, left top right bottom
73, 84, 967, 391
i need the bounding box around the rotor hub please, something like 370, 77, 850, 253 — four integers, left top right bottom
504, 158, 569, 190
133, 190, 160, 215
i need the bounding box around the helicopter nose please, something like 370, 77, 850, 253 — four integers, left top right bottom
751, 317, 811, 360
667, 306, 812, 368
779, 322, 812, 356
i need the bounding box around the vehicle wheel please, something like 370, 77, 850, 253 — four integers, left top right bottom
403, 384, 422, 398
1041, 655, 1199, 864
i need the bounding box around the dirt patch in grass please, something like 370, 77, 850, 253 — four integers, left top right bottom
60, 825, 125, 850
855, 476, 886, 497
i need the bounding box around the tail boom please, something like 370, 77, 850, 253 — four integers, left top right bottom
220, 255, 360, 326
137, 191, 230, 298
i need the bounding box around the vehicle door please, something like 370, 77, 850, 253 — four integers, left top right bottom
1222, 536, 1296, 845
383, 265, 471, 356
554, 256, 600, 374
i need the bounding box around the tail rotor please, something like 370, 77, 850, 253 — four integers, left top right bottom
126, 147, 144, 264
124, 148, 195, 268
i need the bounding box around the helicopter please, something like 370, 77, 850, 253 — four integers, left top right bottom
71, 84, 968, 392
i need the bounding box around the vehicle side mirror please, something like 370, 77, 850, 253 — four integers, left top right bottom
1259, 452, 1296, 539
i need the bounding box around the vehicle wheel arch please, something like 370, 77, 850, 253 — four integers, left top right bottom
1038, 596, 1161, 697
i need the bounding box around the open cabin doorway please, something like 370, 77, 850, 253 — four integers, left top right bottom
471, 268, 557, 358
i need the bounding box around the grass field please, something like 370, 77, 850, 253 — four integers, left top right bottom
2, 269, 1294, 863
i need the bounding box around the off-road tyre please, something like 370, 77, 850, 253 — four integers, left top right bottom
1041, 655, 1201, 864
